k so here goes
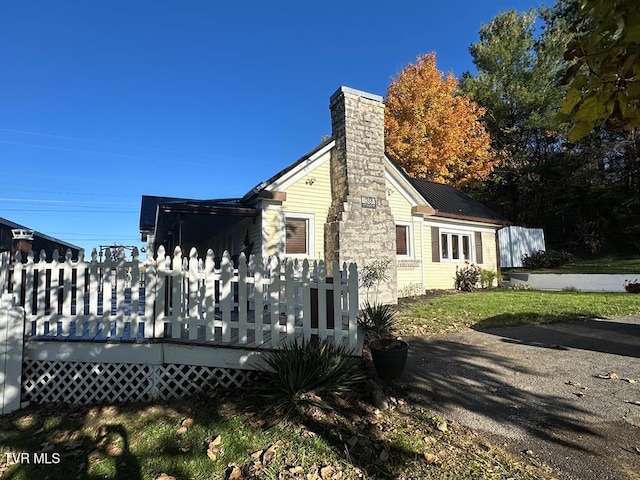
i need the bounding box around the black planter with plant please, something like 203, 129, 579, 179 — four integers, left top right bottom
359, 301, 408, 381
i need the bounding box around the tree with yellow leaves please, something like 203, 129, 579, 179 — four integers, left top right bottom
385, 53, 497, 187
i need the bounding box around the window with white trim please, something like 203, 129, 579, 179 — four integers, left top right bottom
284, 213, 314, 258
395, 222, 413, 259
440, 231, 473, 261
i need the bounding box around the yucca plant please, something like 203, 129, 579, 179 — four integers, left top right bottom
357, 301, 397, 341
257, 338, 365, 416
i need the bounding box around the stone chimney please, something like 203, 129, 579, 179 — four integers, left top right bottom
325, 86, 397, 305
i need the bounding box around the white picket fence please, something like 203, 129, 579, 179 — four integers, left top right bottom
0, 247, 359, 411
3, 246, 360, 349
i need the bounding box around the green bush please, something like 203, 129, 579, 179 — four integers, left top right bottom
521, 250, 575, 269
454, 262, 481, 291
479, 269, 497, 289
257, 339, 365, 416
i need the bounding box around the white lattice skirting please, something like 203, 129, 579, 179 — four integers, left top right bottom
22, 359, 258, 405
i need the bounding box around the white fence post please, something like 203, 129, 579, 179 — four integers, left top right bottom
1, 305, 25, 414
0, 252, 10, 297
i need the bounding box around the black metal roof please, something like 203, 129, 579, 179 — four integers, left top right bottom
409, 178, 509, 225
139, 195, 252, 232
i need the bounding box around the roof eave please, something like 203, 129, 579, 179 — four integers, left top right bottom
433, 211, 511, 227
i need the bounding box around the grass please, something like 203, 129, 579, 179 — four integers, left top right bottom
396, 289, 640, 336
519, 254, 640, 274
0, 390, 553, 480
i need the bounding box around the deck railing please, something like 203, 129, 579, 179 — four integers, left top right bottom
2, 246, 359, 350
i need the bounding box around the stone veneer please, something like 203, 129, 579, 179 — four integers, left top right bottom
325, 86, 397, 305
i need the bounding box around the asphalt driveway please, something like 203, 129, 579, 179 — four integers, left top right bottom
403, 315, 640, 480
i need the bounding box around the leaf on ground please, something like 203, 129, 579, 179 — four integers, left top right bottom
574, 392, 586, 398
423, 452, 438, 464
155, 474, 176, 480
181, 417, 194, 428
625, 400, 640, 406
206, 449, 217, 461
176, 426, 188, 435
565, 380, 581, 387
262, 446, 277, 465
595, 372, 619, 380
211, 435, 223, 447
379, 449, 390, 462
105, 444, 123, 457
320, 465, 335, 478
250, 449, 263, 460
436, 421, 448, 433
622, 378, 637, 384
65, 440, 84, 451
225, 465, 243, 480
424, 435, 437, 445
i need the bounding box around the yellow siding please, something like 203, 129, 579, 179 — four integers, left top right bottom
481, 231, 498, 272
422, 226, 500, 289
385, 178, 424, 295
280, 160, 332, 261
263, 208, 281, 257
386, 182, 414, 222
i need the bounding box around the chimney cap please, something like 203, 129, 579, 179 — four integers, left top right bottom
330, 86, 383, 104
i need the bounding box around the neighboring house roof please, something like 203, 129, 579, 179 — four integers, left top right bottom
0, 217, 81, 253
409, 178, 509, 225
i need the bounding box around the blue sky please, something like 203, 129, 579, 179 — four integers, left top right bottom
1, 0, 544, 254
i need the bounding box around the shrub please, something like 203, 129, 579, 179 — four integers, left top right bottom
479, 269, 497, 289
624, 279, 640, 293
454, 261, 481, 292
398, 282, 425, 298
358, 301, 397, 340
257, 339, 365, 416
521, 250, 575, 269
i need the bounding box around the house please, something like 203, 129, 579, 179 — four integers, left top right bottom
0, 217, 81, 262
140, 87, 508, 303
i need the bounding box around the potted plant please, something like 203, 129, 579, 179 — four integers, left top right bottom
359, 301, 408, 381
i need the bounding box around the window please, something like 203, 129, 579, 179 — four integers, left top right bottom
396, 225, 408, 255
284, 213, 314, 257
395, 222, 412, 258
440, 231, 473, 261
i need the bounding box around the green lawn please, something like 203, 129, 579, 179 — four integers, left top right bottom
397, 289, 640, 336
520, 254, 640, 274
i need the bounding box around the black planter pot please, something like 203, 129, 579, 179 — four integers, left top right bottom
369, 339, 409, 381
